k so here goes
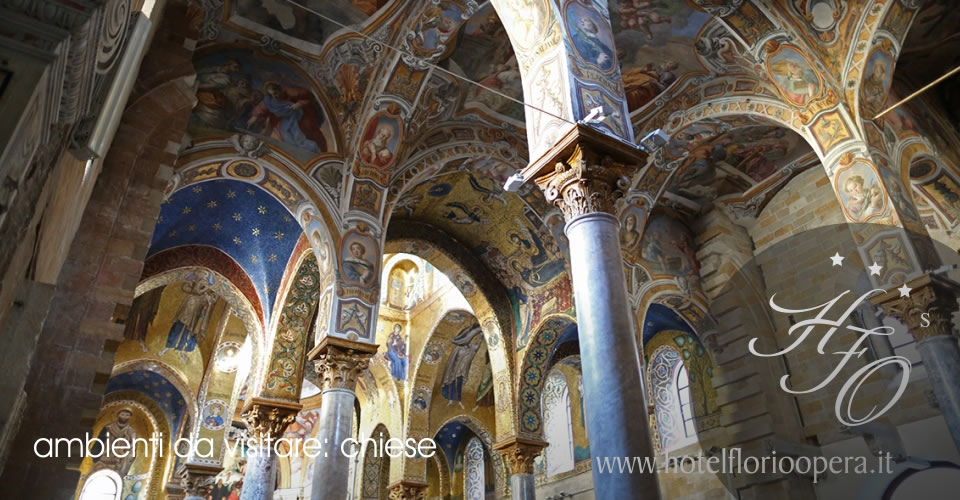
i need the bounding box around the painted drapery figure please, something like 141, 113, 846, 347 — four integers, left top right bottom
90, 408, 137, 477
158, 272, 218, 363
248, 82, 327, 153
441, 322, 484, 407
385, 323, 408, 380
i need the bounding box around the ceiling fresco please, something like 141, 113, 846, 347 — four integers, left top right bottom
610, 0, 711, 112
662, 117, 813, 208
447, 2, 524, 122
190, 47, 338, 161
105, 369, 190, 436
148, 179, 304, 320
228, 0, 387, 48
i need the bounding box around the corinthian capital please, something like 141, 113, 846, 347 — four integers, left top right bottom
388, 480, 428, 500
872, 273, 960, 341
519, 124, 648, 221
309, 338, 377, 392
241, 397, 301, 442
493, 436, 548, 475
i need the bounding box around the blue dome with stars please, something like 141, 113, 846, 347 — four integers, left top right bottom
148, 179, 303, 321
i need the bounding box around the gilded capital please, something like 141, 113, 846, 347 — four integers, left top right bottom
493, 437, 548, 475
872, 274, 959, 341
388, 481, 428, 500
241, 397, 301, 442
313, 344, 373, 392
180, 464, 220, 496
519, 123, 647, 221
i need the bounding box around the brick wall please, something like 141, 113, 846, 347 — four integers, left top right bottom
0, 2, 199, 496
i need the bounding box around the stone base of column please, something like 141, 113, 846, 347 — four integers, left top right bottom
388, 480, 428, 500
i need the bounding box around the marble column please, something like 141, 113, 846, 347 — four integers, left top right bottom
181, 464, 220, 500
309, 339, 376, 500
518, 124, 662, 499
874, 273, 960, 450
388, 480, 428, 499
238, 397, 301, 500
494, 438, 544, 500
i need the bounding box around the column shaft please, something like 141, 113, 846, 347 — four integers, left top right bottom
510, 473, 536, 500
917, 335, 960, 450
566, 212, 661, 498
239, 445, 277, 500
310, 388, 356, 500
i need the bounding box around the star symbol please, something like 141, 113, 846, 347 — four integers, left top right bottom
898, 284, 911, 297
250, 255, 258, 263
829, 252, 844, 266
258, 205, 267, 214
213, 223, 222, 231
869, 262, 883, 276
226, 190, 237, 199
252, 228, 261, 237
233, 236, 242, 245
207, 200, 217, 208
182, 206, 192, 215
192, 185, 203, 193
233, 213, 242, 221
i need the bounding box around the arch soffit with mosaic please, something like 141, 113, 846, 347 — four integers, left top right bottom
384, 230, 517, 441
400, 307, 475, 484
515, 313, 577, 439
430, 413, 508, 497
134, 266, 264, 383
636, 286, 718, 364
109, 359, 202, 430
95, 395, 170, 498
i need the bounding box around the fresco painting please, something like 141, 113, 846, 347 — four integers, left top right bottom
609, 0, 710, 111
191, 49, 334, 160
766, 44, 822, 106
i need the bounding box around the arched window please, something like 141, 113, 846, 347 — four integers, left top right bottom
78, 470, 122, 500
464, 437, 485, 500
649, 347, 697, 451
542, 370, 575, 476
676, 363, 696, 438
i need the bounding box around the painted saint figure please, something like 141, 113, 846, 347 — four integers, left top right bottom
90, 408, 137, 477
158, 273, 218, 364
571, 16, 615, 71
843, 174, 884, 221
441, 322, 484, 407
360, 122, 396, 167
770, 59, 819, 105
343, 241, 375, 286
385, 323, 408, 381
248, 81, 327, 153
204, 404, 225, 429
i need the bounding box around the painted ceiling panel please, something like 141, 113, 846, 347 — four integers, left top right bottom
105, 369, 189, 434
642, 303, 695, 345
148, 179, 302, 320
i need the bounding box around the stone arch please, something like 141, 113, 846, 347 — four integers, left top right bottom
635, 284, 717, 363
134, 266, 263, 374
402, 307, 474, 483
258, 252, 321, 402
109, 359, 200, 432
361, 423, 392, 500
385, 225, 517, 441
431, 414, 507, 497
516, 314, 577, 438
385, 135, 526, 223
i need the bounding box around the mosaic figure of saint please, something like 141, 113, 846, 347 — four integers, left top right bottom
90, 408, 137, 477
158, 273, 218, 364
441, 322, 484, 407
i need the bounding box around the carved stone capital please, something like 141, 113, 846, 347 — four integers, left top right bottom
240, 397, 301, 442
493, 437, 548, 475
871, 274, 960, 341
180, 463, 220, 497
519, 124, 648, 221
388, 480, 428, 500
309, 338, 377, 392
